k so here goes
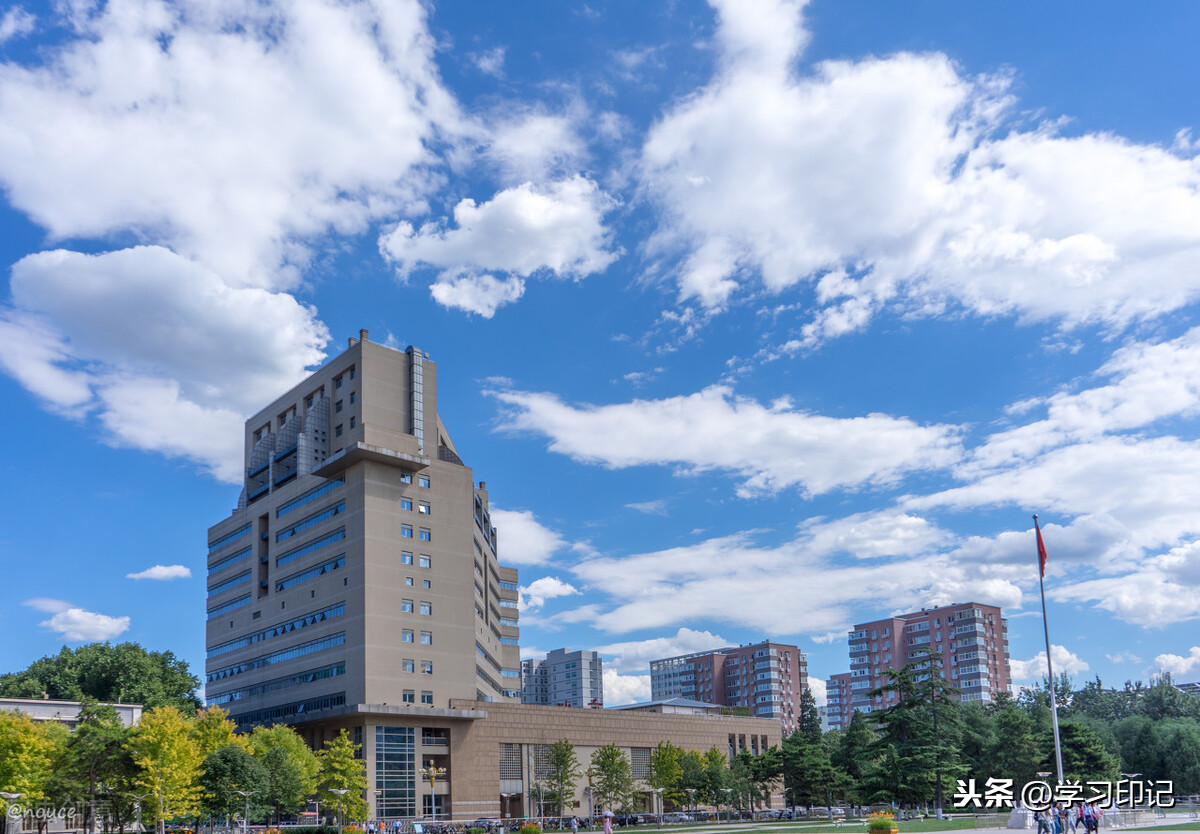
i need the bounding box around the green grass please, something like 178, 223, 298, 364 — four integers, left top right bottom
1135, 824, 1200, 831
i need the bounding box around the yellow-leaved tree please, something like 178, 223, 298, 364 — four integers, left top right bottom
127, 706, 202, 834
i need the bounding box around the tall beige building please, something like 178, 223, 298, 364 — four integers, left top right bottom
205, 334, 781, 822
205, 332, 522, 733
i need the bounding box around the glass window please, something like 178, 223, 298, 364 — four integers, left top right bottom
400, 498, 412, 511
402, 630, 413, 643
403, 690, 415, 703
335, 424, 343, 437
422, 579, 431, 589
420, 631, 432, 645
420, 602, 431, 616
418, 501, 431, 515
420, 692, 433, 705
419, 555, 431, 569
405, 577, 414, 586
335, 400, 343, 412
403, 659, 414, 673
418, 476, 430, 488
350, 416, 356, 429
350, 391, 356, 404
418, 528, 431, 542
421, 661, 433, 674
400, 474, 412, 484
401, 525, 413, 538
401, 551, 413, 565
335, 376, 343, 389
401, 599, 413, 613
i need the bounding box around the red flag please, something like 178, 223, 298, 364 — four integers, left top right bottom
1035, 516, 1048, 578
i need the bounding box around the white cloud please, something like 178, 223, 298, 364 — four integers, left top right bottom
1154, 647, 1200, 678
23, 599, 130, 641
520, 577, 581, 612
0, 0, 461, 288
429, 273, 525, 318
602, 668, 651, 705
625, 500, 667, 515
808, 675, 827, 707
492, 384, 961, 497
471, 46, 506, 77
0, 246, 328, 481
0, 6, 35, 44
127, 564, 192, 581
1105, 652, 1143, 665
640, 0, 1200, 336
597, 627, 730, 674
484, 111, 587, 182
490, 508, 570, 566
1010, 645, 1090, 683
382, 176, 620, 311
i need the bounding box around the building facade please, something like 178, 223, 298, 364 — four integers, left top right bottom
824, 673, 853, 731
521, 648, 603, 707
205, 333, 782, 822
205, 333, 522, 737
649, 641, 807, 734
837, 602, 1011, 721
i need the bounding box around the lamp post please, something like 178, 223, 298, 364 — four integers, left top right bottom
684, 790, 695, 822
374, 789, 383, 827
331, 792, 350, 830
502, 793, 515, 821
722, 789, 732, 824
420, 762, 447, 822
131, 793, 152, 834
782, 789, 792, 821
654, 789, 664, 828
234, 790, 257, 834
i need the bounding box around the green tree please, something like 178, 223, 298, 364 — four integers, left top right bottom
318, 729, 368, 824
988, 702, 1042, 787
127, 706, 203, 834
781, 731, 847, 812
796, 687, 822, 743
191, 707, 249, 758
0, 643, 200, 711
1050, 722, 1119, 783
46, 702, 133, 834
648, 741, 684, 810
250, 725, 320, 823
544, 740, 581, 817
728, 751, 756, 811
677, 750, 708, 809
701, 747, 728, 808
590, 744, 636, 813
200, 744, 269, 824
830, 711, 877, 804
0, 709, 57, 832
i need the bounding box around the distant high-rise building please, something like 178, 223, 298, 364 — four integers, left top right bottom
649, 640, 807, 734
838, 602, 1010, 722
825, 672, 853, 731
520, 648, 603, 707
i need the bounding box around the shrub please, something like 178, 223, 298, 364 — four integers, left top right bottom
519, 825, 541, 834
867, 812, 898, 832
468, 828, 486, 834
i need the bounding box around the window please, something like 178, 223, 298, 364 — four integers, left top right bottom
350, 416, 356, 429
400, 473, 412, 484
401, 525, 413, 538
335, 424, 343, 437
335, 375, 343, 389
401, 599, 413, 613
421, 661, 433, 674
403, 659, 414, 673
400, 498, 413, 511
401, 551, 413, 565
405, 577, 414, 587
422, 579, 431, 589
418, 501, 431, 515
420, 631, 432, 645
419, 555, 431, 569
350, 391, 356, 404
418, 528, 431, 542
349, 368, 355, 379
402, 630, 413, 643
420, 691, 433, 705
335, 400, 343, 413
403, 690, 415, 703
420, 602, 431, 616
418, 476, 430, 488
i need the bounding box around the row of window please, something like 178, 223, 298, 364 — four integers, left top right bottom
231, 691, 346, 729
401, 629, 433, 644
401, 659, 434, 674
398, 474, 432, 488
207, 594, 251, 619
276, 528, 346, 568
398, 498, 432, 514
209, 546, 251, 575
400, 600, 433, 616
276, 476, 345, 518
208, 632, 346, 682
206, 602, 345, 658
399, 552, 432, 568
276, 555, 345, 592
276, 501, 344, 542
208, 570, 251, 596
399, 525, 432, 541
207, 662, 345, 706
401, 690, 434, 704
208, 523, 251, 555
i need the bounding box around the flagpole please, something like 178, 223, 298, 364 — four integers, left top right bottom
1034, 514, 1065, 785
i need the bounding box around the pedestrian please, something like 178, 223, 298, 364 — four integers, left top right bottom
1036, 808, 1051, 834
604, 811, 613, 834
572, 817, 579, 834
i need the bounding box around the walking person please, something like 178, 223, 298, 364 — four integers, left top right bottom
1036, 808, 1051, 834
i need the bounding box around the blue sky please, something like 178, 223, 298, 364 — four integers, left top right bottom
3, 0, 1200, 706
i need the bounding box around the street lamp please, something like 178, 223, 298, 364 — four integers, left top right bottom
684, 790, 695, 822
374, 789, 383, 825
234, 790, 257, 834
654, 789, 664, 828
130, 793, 152, 834
501, 793, 515, 821
721, 790, 733, 824
330, 789, 350, 831
782, 788, 792, 820
420, 761, 447, 822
